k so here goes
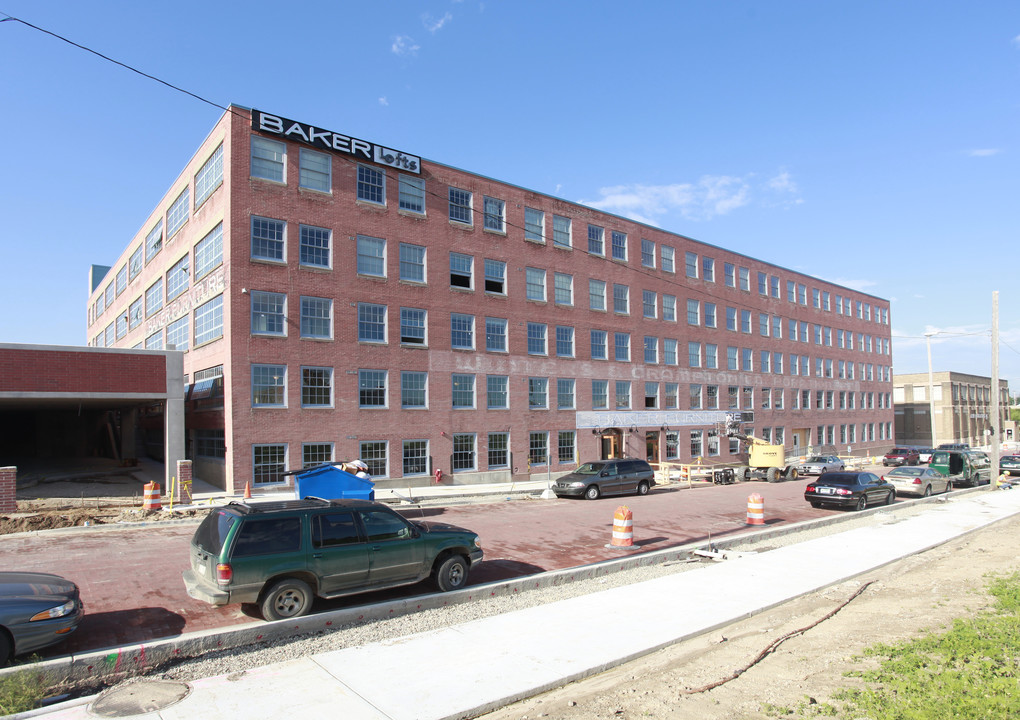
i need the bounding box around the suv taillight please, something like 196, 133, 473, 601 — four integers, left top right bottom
216, 563, 232, 585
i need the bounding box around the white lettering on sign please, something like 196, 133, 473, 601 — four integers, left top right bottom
253, 110, 421, 174
146, 266, 226, 335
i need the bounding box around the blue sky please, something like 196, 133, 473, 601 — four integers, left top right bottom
1, 1, 1018, 390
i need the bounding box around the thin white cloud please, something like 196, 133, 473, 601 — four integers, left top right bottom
580, 171, 802, 225
391, 35, 420, 56
423, 12, 453, 33
968, 148, 1001, 157
1013, 34, 1020, 46
378, 97, 389, 107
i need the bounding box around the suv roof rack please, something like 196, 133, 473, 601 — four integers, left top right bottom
222, 497, 376, 515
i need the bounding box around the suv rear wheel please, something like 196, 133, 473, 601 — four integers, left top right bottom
261, 578, 313, 621
434, 555, 469, 592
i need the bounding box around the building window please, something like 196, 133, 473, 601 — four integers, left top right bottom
690, 431, 703, 457
452, 434, 476, 471
400, 307, 427, 345
643, 290, 657, 319
300, 226, 331, 269
688, 342, 701, 368
304, 367, 334, 407
529, 432, 549, 466
402, 440, 429, 475
196, 429, 226, 459
685, 252, 698, 278
589, 279, 606, 311
251, 291, 285, 335
451, 313, 475, 349
645, 382, 658, 409
613, 284, 629, 314
300, 297, 332, 339
641, 238, 655, 268
398, 175, 425, 213
252, 364, 286, 407
401, 371, 427, 408
741, 310, 752, 334
529, 377, 548, 409
357, 235, 386, 277
611, 230, 627, 261
128, 297, 142, 330
489, 432, 509, 468
590, 330, 608, 360
253, 444, 286, 484
615, 380, 631, 409
664, 338, 678, 365
357, 165, 385, 204
521, 208, 545, 243
558, 431, 576, 463
195, 223, 223, 281
195, 144, 224, 207
487, 375, 509, 409
483, 197, 505, 232
485, 317, 507, 352
299, 148, 331, 192
484, 259, 506, 294
526, 267, 546, 301
554, 273, 573, 306
251, 217, 285, 261
302, 443, 333, 468
738, 267, 750, 291
452, 374, 475, 408
166, 187, 190, 239
129, 245, 143, 280
614, 332, 630, 362
556, 326, 574, 357
145, 279, 163, 317
251, 136, 285, 182
687, 300, 700, 326
166, 255, 190, 302
358, 303, 387, 343
663, 294, 676, 322
661, 245, 675, 273
557, 378, 575, 409
358, 369, 386, 408
703, 257, 715, 282
704, 302, 716, 328
527, 322, 547, 355
690, 383, 702, 409
449, 187, 472, 224
115, 266, 127, 297
194, 295, 223, 345
145, 331, 163, 349
588, 224, 604, 256
644, 336, 658, 364
450, 252, 473, 289
592, 379, 609, 409
552, 215, 571, 248
705, 344, 718, 369
665, 383, 679, 409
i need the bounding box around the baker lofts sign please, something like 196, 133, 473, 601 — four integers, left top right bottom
252, 110, 421, 174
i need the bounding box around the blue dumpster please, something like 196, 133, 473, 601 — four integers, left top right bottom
293, 464, 375, 501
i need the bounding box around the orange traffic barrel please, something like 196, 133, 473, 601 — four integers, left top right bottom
143, 482, 161, 511
611, 506, 634, 547
746, 493, 764, 525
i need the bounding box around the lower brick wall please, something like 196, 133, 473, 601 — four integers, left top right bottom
0, 467, 17, 513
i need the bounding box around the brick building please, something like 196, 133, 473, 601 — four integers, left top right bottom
893, 371, 1011, 448
85, 106, 894, 493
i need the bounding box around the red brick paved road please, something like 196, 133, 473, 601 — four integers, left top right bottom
1, 480, 835, 659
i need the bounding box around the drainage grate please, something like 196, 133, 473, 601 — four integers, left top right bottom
90, 679, 191, 717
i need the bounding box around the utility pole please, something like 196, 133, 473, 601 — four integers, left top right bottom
925, 331, 938, 448
990, 291, 1000, 490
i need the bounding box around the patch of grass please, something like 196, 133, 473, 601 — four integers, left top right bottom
834, 571, 1020, 719
0, 669, 47, 716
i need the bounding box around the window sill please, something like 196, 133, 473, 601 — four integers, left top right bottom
398, 209, 427, 219
251, 333, 287, 339
400, 342, 429, 349
483, 227, 507, 237
300, 337, 334, 342
356, 199, 387, 211
250, 257, 287, 267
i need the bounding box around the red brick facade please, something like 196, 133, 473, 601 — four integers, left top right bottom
87, 106, 894, 491
0, 349, 167, 394
0, 467, 15, 513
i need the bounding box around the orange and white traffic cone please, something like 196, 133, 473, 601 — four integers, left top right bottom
244, 481, 252, 499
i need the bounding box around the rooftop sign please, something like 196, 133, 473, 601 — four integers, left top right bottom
252, 110, 421, 174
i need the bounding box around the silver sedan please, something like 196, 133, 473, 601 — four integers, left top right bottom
798, 455, 845, 475
881, 466, 951, 497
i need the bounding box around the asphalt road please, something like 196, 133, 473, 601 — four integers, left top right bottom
1, 476, 865, 660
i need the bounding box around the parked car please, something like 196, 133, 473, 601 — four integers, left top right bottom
999, 455, 1020, 476
881, 466, 951, 497
804, 471, 895, 511
928, 450, 990, 487
552, 459, 655, 500
915, 447, 935, 463
882, 447, 920, 466
183, 498, 483, 621
797, 455, 845, 475
0, 572, 84, 665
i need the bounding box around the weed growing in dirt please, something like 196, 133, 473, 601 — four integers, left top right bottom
834, 571, 1020, 719
0, 666, 47, 715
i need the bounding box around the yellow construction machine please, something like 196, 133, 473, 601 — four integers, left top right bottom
724, 415, 799, 482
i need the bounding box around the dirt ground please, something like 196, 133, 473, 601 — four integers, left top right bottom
478, 515, 1020, 720
1, 470, 200, 535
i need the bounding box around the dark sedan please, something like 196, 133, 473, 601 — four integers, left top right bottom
1000, 455, 1020, 476
0, 572, 84, 664
804, 471, 895, 511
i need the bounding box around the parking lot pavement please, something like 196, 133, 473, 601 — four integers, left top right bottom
0, 478, 829, 657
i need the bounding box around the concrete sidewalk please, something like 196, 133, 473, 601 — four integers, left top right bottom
24, 488, 1020, 720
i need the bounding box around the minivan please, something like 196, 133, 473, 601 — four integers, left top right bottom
552, 459, 655, 500
928, 450, 990, 487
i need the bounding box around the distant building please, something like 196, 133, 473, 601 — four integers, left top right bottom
85, 105, 895, 493
893, 372, 1011, 447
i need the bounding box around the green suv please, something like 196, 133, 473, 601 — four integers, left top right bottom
182, 498, 483, 620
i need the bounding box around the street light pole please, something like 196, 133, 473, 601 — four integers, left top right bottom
925, 331, 938, 448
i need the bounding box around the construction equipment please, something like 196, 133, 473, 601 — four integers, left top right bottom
723, 415, 799, 482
